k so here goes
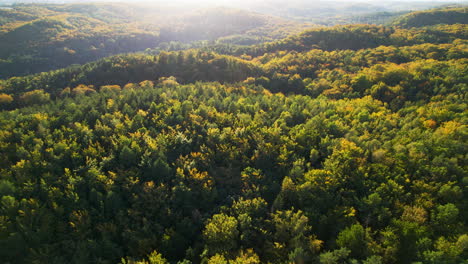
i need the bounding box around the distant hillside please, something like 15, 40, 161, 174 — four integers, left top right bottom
0, 50, 260, 98
392, 7, 468, 28
206, 24, 468, 57
0, 14, 112, 51
0, 8, 38, 27
0, 12, 160, 78
3, 22, 465, 96
1, 34, 465, 107
160, 8, 310, 42
0, 3, 309, 79
330, 11, 410, 25
216, 0, 467, 25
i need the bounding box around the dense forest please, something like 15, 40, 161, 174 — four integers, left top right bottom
0, 2, 467, 264
392, 7, 468, 28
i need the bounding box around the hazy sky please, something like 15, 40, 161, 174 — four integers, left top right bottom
1, 0, 466, 2
1, 0, 466, 9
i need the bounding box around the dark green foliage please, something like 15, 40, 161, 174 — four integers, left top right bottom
0, 76, 465, 263
0, 51, 260, 99
336, 224, 371, 259
392, 7, 468, 28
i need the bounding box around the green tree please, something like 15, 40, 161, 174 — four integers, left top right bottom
336, 223, 371, 259
18, 89, 50, 106
203, 214, 239, 256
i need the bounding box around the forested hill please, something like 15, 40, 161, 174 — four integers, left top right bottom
0, 3, 467, 264
235, 24, 467, 56
392, 7, 468, 28
1, 3, 465, 79
0, 23, 466, 104
0, 51, 261, 98
0, 3, 310, 79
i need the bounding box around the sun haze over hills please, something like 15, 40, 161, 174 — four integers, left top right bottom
0, 1, 467, 264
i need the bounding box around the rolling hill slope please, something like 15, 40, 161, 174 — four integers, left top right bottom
0, 3, 310, 79
392, 7, 468, 28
